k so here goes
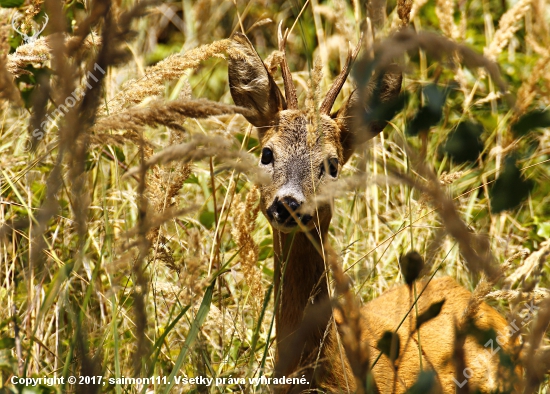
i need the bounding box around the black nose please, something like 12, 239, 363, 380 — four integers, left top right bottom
268, 197, 300, 223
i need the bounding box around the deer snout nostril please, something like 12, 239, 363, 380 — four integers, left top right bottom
268, 197, 301, 224
282, 197, 300, 212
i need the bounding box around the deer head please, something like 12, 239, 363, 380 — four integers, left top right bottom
228, 31, 402, 233
11, 12, 49, 45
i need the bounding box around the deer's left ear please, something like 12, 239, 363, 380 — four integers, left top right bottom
335, 66, 402, 163
228, 33, 286, 132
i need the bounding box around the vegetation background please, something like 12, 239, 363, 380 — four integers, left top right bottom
0, 0, 549, 392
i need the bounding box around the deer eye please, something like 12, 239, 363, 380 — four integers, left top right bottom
320, 158, 339, 178
261, 147, 273, 165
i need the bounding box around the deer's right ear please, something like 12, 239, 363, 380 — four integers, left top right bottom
335, 65, 402, 163
228, 33, 286, 133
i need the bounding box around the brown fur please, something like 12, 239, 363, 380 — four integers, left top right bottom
227, 32, 519, 393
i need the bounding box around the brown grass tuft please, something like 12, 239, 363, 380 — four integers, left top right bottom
232, 185, 263, 311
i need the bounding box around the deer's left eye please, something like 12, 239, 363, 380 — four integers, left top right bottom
320, 158, 339, 178
261, 148, 273, 165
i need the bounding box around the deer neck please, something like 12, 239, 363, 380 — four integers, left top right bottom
272, 217, 333, 377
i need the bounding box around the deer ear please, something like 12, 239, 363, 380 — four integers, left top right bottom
228, 33, 286, 132
335, 65, 402, 163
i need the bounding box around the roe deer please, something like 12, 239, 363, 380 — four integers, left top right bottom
228, 32, 520, 393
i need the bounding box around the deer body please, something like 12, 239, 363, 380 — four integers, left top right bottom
227, 32, 518, 393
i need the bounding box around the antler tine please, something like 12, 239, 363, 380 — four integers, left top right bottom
319, 36, 362, 115
278, 21, 298, 110
37, 14, 49, 36
11, 13, 25, 38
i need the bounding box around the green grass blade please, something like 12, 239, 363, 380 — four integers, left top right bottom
162, 281, 215, 394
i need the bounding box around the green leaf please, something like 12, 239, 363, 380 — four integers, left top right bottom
199, 209, 215, 229
162, 281, 214, 394
512, 110, 550, 136
416, 300, 445, 329
0, 337, 15, 349
376, 331, 400, 364
399, 250, 424, 286
442, 121, 484, 163
407, 84, 449, 136
363, 92, 408, 128
535, 218, 550, 239
142, 304, 190, 394
490, 155, 533, 213
405, 370, 436, 394
0, 0, 25, 8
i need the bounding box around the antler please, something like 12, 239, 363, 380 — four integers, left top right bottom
32, 14, 49, 39
319, 37, 362, 115
11, 13, 48, 45
278, 22, 298, 110
11, 13, 28, 43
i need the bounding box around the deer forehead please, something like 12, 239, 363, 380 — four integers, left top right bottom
260, 110, 342, 159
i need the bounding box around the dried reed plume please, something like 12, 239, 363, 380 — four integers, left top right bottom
397, 0, 413, 28
485, 0, 532, 61
436, 0, 461, 40
514, 51, 550, 116
5, 34, 102, 78
504, 239, 550, 290
6, 37, 50, 77
232, 185, 263, 311
104, 38, 239, 112
94, 99, 254, 133
486, 288, 550, 303
306, 55, 323, 141
0, 56, 23, 106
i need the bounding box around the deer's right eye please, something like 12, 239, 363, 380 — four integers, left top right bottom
261, 147, 273, 165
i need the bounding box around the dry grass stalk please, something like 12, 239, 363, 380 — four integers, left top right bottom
504, 240, 550, 290
232, 185, 263, 311
124, 134, 266, 183
326, 246, 369, 393
306, 55, 323, 140
89, 131, 157, 150
459, 269, 505, 330
514, 51, 550, 116
0, 9, 11, 55
94, 99, 254, 133
178, 228, 208, 301
486, 288, 550, 303
146, 128, 191, 268
263, 50, 284, 76
409, 0, 430, 23
523, 297, 550, 393
0, 56, 23, 106
397, 0, 413, 28
440, 171, 463, 185
104, 39, 235, 112
436, 0, 461, 40
386, 155, 502, 280
485, 0, 532, 61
